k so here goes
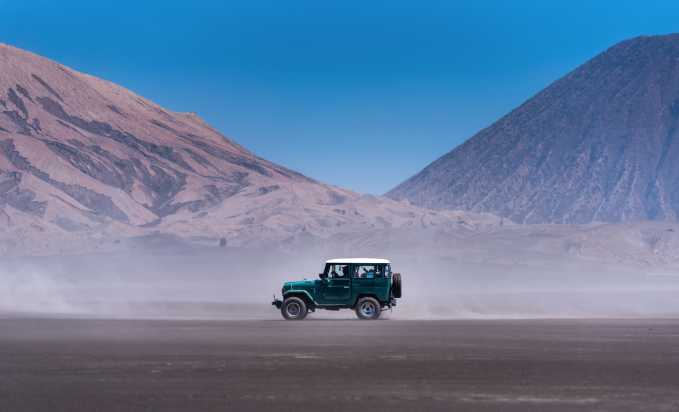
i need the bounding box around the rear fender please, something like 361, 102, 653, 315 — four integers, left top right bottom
354, 293, 381, 308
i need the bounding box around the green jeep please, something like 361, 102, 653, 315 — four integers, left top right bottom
272, 258, 402, 320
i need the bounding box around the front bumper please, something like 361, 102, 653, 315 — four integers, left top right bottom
272, 298, 283, 309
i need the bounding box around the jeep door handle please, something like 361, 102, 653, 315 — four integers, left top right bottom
343, 286, 349, 288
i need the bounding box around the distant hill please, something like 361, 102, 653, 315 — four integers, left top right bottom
388, 34, 679, 224
0, 44, 500, 255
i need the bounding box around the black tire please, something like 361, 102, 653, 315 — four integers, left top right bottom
355, 297, 381, 320
391, 273, 402, 298
281, 297, 308, 320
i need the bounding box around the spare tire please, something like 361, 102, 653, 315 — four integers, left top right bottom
391, 273, 402, 298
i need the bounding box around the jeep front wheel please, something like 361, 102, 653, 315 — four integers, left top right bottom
281, 297, 308, 320
355, 297, 381, 320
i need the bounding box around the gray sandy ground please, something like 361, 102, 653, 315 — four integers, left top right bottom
1, 318, 679, 411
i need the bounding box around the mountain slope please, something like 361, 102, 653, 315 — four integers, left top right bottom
0, 44, 312, 224
0, 44, 502, 255
387, 34, 679, 224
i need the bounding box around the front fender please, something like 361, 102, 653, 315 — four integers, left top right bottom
283, 289, 317, 305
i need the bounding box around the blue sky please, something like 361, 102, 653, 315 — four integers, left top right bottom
2, 1, 679, 193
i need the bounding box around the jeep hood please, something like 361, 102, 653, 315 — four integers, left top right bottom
283, 280, 316, 289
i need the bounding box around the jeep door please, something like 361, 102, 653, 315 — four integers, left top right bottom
319, 264, 352, 303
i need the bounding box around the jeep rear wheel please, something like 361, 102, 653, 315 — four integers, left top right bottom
281, 297, 308, 320
355, 297, 381, 320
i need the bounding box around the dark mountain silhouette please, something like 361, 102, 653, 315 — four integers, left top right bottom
388, 34, 679, 224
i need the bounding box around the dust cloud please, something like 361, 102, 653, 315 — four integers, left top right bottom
2, 233, 679, 319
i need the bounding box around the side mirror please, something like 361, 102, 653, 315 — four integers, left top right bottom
319, 273, 327, 279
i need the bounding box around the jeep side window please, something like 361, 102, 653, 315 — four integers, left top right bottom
374, 265, 384, 277
354, 265, 382, 278
328, 264, 349, 279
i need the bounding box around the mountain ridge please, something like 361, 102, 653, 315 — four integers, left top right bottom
0, 43, 503, 255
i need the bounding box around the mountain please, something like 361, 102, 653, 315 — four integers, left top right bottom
387, 34, 679, 224
0, 44, 501, 255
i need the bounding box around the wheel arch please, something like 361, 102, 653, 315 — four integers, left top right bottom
283, 290, 315, 307
353, 293, 381, 308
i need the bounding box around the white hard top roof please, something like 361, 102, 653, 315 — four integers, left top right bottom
326, 258, 390, 264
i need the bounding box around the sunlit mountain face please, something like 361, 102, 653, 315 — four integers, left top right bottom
0, 43, 498, 255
